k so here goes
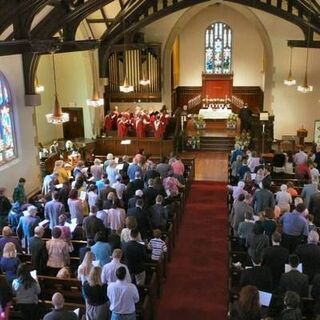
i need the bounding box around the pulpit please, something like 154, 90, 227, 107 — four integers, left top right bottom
297, 128, 308, 146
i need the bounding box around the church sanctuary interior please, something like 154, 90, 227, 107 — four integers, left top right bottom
2, 0, 320, 320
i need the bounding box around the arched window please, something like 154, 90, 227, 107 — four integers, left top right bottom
0, 72, 16, 164
205, 22, 232, 74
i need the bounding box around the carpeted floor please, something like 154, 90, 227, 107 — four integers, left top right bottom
156, 181, 228, 320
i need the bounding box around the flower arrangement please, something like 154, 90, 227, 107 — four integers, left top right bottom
192, 114, 206, 129
227, 113, 237, 129
235, 131, 251, 149
186, 135, 201, 149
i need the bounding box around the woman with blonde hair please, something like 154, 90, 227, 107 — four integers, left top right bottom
77, 251, 95, 284
82, 266, 108, 320
0, 242, 20, 282
53, 160, 70, 184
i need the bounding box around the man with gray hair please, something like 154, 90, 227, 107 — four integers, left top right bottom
29, 226, 48, 274
295, 229, 320, 281
308, 183, 320, 226
43, 292, 78, 320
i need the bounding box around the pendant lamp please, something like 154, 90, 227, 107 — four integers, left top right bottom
45, 53, 69, 124
284, 47, 296, 86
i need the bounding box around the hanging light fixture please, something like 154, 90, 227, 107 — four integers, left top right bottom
139, 53, 150, 86
45, 53, 69, 124
297, 46, 313, 93
35, 77, 45, 93
119, 14, 134, 93
284, 47, 296, 86
297, 2, 313, 93
86, 49, 104, 107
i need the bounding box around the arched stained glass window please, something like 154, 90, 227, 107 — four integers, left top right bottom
0, 72, 16, 164
205, 22, 232, 74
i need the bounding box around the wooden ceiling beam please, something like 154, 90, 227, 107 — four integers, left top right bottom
288, 39, 320, 48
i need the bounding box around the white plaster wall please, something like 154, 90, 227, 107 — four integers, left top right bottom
0, 55, 40, 195
36, 51, 103, 144
178, 4, 263, 87
254, 9, 320, 142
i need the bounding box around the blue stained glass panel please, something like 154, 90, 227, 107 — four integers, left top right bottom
205, 22, 232, 74
0, 71, 16, 164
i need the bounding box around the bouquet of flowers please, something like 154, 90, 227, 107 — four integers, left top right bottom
227, 113, 237, 129
185, 134, 201, 149
235, 131, 251, 149
192, 114, 206, 129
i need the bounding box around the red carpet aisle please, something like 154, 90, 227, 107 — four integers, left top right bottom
156, 181, 228, 320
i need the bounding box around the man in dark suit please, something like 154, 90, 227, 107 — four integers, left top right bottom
127, 199, 151, 239
240, 255, 273, 292
295, 230, 320, 282
29, 226, 48, 274
143, 178, 159, 208
98, 179, 116, 208
127, 189, 143, 209
126, 172, 144, 201
82, 205, 106, 240
123, 228, 147, 285
262, 231, 289, 289
150, 195, 168, 230
279, 254, 309, 297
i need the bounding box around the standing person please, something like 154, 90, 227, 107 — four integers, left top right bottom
108, 199, 126, 235
13, 178, 27, 205
230, 285, 261, 320
280, 291, 302, 320
91, 231, 112, 267
0, 242, 20, 283
44, 191, 65, 230
28, 226, 48, 275
101, 249, 131, 285
91, 159, 104, 182
77, 251, 95, 284
43, 292, 78, 320
238, 103, 252, 132
0, 187, 12, 229
148, 229, 167, 261
82, 206, 105, 241
17, 205, 40, 250
123, 229, 147, 285
12, 263, 41, 320
82, 266, 109, 320
107, 266, 139, 320
42, 172, 59, 196
67, 189, 84, 225
46, 227, 70, 276
0, 276, 13, 320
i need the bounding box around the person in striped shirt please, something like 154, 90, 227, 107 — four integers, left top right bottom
148, 229, 167, 261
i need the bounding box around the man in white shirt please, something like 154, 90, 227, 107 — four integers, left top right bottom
107, 266, 139, 320
101, 249, 131, 285
293, 147, 308, 166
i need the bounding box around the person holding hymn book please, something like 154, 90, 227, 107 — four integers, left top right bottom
12, 263, 41, 320
43, 292, 77, 320
230, 285, 261, 320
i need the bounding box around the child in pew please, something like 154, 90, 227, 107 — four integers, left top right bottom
148, 229, 167, 262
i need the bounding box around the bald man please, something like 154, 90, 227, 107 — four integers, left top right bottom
43, 292, 78, 320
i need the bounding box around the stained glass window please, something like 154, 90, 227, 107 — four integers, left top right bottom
0, 72, 16, 164
205, 22, 232, 74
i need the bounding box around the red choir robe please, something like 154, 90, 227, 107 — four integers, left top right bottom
135, 118, 145, 138
153, 119, 165, 138
117, 117, 128, 138
104, 114, 112, 132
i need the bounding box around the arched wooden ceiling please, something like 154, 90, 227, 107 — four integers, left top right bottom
1, 0, 319, 93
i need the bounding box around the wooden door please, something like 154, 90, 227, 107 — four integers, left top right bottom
62, 107, 85, 140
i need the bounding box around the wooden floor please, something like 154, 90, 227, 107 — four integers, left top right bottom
183, 151, 229, 182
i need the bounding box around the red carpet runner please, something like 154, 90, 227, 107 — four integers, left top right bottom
156, 181, 228, 320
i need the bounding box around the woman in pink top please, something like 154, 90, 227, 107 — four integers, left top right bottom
107, 199, 126, 234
